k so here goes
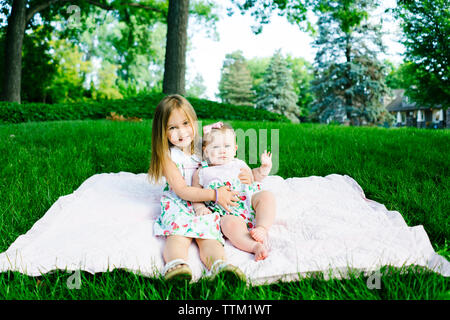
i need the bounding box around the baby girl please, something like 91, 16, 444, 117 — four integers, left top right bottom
191, 122, 276, 261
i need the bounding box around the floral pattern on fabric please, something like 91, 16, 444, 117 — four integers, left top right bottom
154, 147, 224, 245
204, 177, 262, 230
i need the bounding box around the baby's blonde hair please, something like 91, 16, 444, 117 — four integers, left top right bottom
148, 94, 200, 184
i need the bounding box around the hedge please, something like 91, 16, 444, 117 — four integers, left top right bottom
0, 93, 290, 124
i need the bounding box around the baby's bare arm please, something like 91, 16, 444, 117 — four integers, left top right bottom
253, 150, 272, 182
252, 167, 266, 182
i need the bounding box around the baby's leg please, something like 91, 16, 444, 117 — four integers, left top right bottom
163, 235, 192, 272
250, 190, 276, 243
221, 215, 268, 261
195, 238, 226, 270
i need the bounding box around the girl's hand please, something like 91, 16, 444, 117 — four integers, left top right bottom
216, 186, 239, 213
238, 167, 254, 185
196, 206, 213, 216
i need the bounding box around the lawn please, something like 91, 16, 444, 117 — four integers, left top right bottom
0, 119, 448, 299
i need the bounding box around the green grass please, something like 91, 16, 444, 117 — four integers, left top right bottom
0, 119, 449, 299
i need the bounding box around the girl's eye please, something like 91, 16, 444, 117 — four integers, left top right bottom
183, 121, 189, 125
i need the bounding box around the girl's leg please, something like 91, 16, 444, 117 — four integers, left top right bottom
163, 235, 192, 272
221, 215, 268, 261
195, 238, 226, 270
250, 190, 276, 243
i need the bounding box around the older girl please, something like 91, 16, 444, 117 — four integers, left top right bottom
148, 94, 249, 281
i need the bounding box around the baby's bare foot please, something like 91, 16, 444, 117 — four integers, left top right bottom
253, 242, 268, 261
250, 226, 268, 243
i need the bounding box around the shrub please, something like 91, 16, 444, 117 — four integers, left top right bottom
0, 93, 289, 124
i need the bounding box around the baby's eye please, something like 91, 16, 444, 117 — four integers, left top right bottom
183, 121, 189, 125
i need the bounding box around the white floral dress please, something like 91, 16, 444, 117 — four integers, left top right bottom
197, 158, 263, 230
153, 147, 224, 244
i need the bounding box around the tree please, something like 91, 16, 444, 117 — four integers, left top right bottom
78, 10, 166, 97
218, 50, 254, 106
247, 56, 270, 99
162, 0, 189, 95
186, 73, 207, 98
44, 38, 93, 103
19, 25, 56, 102
2, 0, 27, 103
1, 0, 217, 103
285, 55, 314, 118
310, 0, 391, 125
392, 0, 449, 107
1, 0, 166, 103
256, 50, 300, 123
248, 55, 314, 118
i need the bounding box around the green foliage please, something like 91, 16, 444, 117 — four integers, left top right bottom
0, 93, 290, 124
247, 56, 271, 98
0, 20, 57, 103
391, 0, 450, 108
44, 38, 94, 104
186, 73, 207, 99
20, 25, 57, 103
285, 55, 314, 117
248, 55, 314, 118
255, 50, 301, 123
218, 51, 255, 106
310, 0, 391, 125
228, 0, 312, 34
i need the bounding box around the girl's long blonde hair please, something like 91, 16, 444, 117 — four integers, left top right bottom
148, 94, 200, 184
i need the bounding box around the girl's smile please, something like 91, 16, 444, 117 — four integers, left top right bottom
167, 108, 194, 154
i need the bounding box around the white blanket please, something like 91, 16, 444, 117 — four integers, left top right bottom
0, 172, 448, 284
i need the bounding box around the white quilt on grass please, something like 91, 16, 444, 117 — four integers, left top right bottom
0, 172, 448, 284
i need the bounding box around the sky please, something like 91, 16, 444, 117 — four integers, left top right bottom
187, 0, 405, 101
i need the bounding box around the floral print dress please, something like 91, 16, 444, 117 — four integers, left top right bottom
197, 158, 262, 230
153, 147, 224, 245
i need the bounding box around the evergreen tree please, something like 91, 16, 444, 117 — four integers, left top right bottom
248, 55, 314, 119
256, 50, 300, 123
392, 0, 449, 107
218, 50, 254, 106
310, 0, 392, 125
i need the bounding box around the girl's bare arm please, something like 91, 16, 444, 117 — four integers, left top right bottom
163, 158, 215, 202
191, 169, 209, 212
163, 158, 239, 211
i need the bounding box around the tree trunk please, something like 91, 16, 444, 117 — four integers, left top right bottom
162, 0, 189, 96
2, 0, 27, 103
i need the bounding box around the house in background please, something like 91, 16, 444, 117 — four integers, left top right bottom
386, 89, 448, 129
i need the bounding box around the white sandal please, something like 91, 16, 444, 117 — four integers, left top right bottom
162, 259, 192, 281
208, 259, 246, 282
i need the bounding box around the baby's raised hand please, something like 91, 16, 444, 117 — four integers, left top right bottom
260, 150, 272, 167
196, 206, 213, 216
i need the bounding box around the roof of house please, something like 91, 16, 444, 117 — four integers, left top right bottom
386, 89, 443, 112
